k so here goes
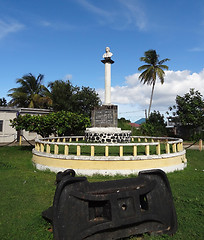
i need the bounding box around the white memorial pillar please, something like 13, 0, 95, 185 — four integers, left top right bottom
101, 47, 114, 105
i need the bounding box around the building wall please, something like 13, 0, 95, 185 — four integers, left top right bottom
0, 110, 17, 143
0, 107, 51, 143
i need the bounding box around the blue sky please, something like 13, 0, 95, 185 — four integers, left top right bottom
0, 0, 204, 121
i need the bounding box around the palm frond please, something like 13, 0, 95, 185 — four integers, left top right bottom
158, 58, 170, 65
158, 64, 169, 70
7, 73, 48, 108
138, 64, 151, 71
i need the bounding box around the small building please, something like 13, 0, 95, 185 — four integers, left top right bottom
166, 116, 204, 139
128, 122, 140, 129
0, 107, 51, 143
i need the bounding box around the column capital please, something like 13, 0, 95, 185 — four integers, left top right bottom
101, 58, 114, 64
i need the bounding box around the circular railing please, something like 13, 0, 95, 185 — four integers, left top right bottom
32, 135, 187, 175
33, 136, 184, 158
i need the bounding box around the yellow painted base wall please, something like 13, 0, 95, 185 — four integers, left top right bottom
32, 152, 187, 175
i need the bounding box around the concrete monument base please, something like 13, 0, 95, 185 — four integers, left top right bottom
85, 127, 131, 143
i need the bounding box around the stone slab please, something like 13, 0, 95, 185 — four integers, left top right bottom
91, 105, 118, 127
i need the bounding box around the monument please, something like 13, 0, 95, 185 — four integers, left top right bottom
85, 47, 131, 143
102, 47, 114, 105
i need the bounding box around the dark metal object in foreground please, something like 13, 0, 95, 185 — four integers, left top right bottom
42, 169, 177, 240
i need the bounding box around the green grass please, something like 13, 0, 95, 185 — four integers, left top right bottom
0, 146, 203, 240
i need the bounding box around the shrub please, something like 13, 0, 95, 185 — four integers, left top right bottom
10, 111, 91, 137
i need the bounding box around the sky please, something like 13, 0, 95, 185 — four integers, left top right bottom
0, 0, 204, 122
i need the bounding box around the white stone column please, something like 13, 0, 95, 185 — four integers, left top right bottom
104, 62, 111, 105
101, 47, 114, 105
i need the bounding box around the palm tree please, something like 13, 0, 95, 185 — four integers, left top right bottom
0, 97, 7, 106
8, 73, 52, 108
138, 49, 170, 118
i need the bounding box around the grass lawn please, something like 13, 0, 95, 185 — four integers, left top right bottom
0, 146, 203, 240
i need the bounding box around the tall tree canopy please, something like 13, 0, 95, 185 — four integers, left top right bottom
138, 50, 170, 118
168, 89, 204, 128
74, 86, 102, 117
48, 80, 101, 117
48, 80, 78, 112
168, 89, 204, 139
8, 74, 101, 117
140, 111, 167, 136
8, 73, 51, 108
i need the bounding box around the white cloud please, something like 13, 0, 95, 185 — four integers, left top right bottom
188, 47, 204, 52
0, 19, 24, 39
64, 74, 72, 80
76, 0, 147, 30
40, 21, 52, 27
119, 0, 147, 30
77, 0, 111, 18
39, 20, 76, 31
97, 69, 204, 120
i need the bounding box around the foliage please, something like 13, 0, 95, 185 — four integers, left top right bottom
168, 89, 204, 140
48, 80, 77, 112
118, 117, 131, 130
175, 89, 203, 127
10, 111, 91, 137
0, 147, 203, 240
8, 73, 51, 108
48, 80, 101, 117
73, 86, 102, 117
118, 117, 142, 136
140, 111, 167, 136
7, 74, 101, 118
0, 97, 7, 106
138, 50, 170, 118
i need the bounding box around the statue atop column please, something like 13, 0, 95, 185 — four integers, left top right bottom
101, 47, 114, 105
103, 47, 113, 59
85, 47, 131, 143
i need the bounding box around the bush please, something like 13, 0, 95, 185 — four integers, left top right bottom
10, 111, 91, 137
140, 111, 167, 136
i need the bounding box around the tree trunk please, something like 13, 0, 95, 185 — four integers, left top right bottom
148, 81, 156, 118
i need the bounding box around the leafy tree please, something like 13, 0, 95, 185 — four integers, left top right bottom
8, 73, 51, 108
175, 89, 204, 127
7, 74, 101, 117
168, 89, 204, 139
48, 80, 78, 112
10, 111, 91, 137
74, 86, 101, 117
0, 97, 7, 106
138, 50, 170, 118
140, 111, 167, 136
48, 80, 101, 116
118, 117, 131, 130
